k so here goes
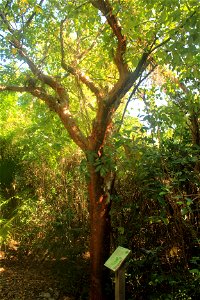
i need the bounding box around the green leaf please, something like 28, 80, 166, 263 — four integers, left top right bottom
118, 227, 125, 235
189, 269, 200, 275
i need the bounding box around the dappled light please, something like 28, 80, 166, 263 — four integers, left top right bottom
0, 0, 199, 299
0, 267, 6, 273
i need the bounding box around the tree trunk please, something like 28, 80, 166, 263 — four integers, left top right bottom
190, 111, 200, 147
189, 111, 200, 172
88, 163, 112, 300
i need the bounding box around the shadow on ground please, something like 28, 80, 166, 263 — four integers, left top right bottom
0, 251, 90, 300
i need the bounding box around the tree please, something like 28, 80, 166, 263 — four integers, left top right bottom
0, 1, 199, 298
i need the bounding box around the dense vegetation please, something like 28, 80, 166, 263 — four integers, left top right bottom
0, 0, 199, 299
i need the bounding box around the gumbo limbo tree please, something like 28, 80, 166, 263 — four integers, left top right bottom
0, 0, 198, 298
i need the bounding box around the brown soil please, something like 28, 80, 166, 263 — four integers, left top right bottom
0, 254, 74, 300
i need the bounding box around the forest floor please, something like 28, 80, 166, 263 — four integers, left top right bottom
0, 250, 89, 300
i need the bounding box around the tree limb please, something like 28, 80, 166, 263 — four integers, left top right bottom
1, 11, 68, 103
22, 0, 45, 30
60, 18, 103, 100
0, 85, 30, 93
75, 24, 105, 63
0, 10, 89, 151
150, 9, 198, 54
0, 84, 61, 109
67, 66, 103, 100
8, 36, 69, 105
0, 84, 88, 150
0, 10, 14, 32
107, 51, 150, 107
91, 0, 128, 78
110, 6, 198, 111
118, 65, 157, 131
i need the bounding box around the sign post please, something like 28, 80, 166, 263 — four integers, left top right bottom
104, 246, 131, 300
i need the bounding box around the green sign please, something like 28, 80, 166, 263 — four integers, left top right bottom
104, 246, 131, 272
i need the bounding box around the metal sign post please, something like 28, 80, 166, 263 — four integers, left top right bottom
104, 246, 131, 300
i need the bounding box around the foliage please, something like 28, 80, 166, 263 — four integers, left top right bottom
0, 0, 200, 299
109, 88, 200, 299
0, 97, 89, 261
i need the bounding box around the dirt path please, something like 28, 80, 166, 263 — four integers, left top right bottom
0, 256, 73, 300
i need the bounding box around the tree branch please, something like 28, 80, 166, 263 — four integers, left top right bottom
150, 9, 198, 54
75, 24, 105, 62
107, 51, 150, 107
7, 38, 69, 105
1, 0, 45, 32
60, 18, 103, 100
0, 84, 88, 150
150, 36, 171, 53
1, 11, 68, 104
0, 85, 29, 92
1, 10, 89, 151
118, 66, 157, 131
0, 10, 14, 32
91, 0, 129, 78
0, 84, 60, 109
87, 49, 151, 150
22, 0, 45, 30
67, 66, 103, 100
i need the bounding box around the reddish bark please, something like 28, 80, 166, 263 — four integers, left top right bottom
87, 163, 112, 300
0, 3, 151, 299
190, 111, 200, 173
